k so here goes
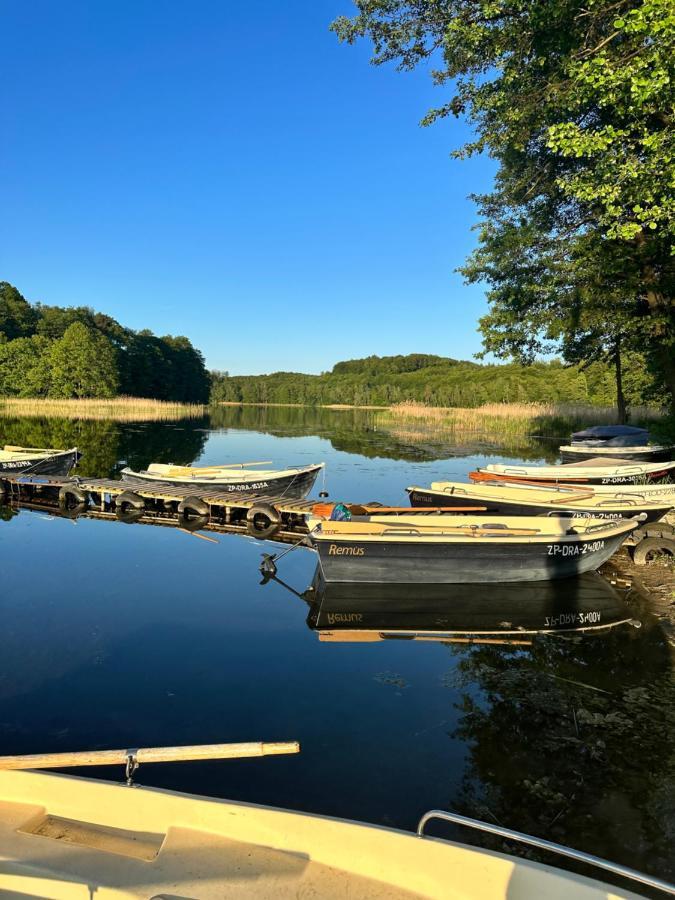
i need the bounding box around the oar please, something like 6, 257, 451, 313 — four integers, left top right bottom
0, 741, 300, 771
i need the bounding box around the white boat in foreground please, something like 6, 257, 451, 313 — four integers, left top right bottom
0, 763, 669, 898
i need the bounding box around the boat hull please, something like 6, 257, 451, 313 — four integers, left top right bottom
121, 464, 323, 500
0, 449, 79, 477
473, 464, 675, 486
314, 531, 628, 584
407, 486, 670, 525
560, 445, 673, 464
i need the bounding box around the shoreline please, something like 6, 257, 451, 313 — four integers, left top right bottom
0, 397, 207, 422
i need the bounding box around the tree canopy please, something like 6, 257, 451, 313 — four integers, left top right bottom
0, 282, 211, 402
210, 352, 662, 408
332, 0, 674, 410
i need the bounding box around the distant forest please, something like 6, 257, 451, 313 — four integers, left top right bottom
0, 282, 210, 402
211, 353, 663, 409
2, 281, 664, 410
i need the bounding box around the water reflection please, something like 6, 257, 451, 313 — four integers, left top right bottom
299, 570, 636, 642
209, 405, 560, 463
0, 416, 209, 477
0, 408, 559, 481
0, 410, 672, 884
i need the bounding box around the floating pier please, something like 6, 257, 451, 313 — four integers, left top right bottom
0, 473, 318, 543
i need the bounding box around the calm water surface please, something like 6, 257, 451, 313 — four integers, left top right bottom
0, 407, 673, 881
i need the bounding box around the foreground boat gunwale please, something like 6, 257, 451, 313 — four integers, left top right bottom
0, 769, 651, 899
309, 514, 637, 544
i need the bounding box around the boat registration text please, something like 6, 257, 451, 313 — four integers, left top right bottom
547, 540, 605, 556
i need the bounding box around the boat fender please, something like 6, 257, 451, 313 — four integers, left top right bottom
246, 502, 281, 539
179, 513, 210, 532
114, 490, 145, 512
177, 496, 210, 520
115, 506, 144, 525
58, 485, 88, 508
632, 536, 675, 566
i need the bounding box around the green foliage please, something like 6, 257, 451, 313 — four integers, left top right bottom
0, 282, 210, 402
332, 1, 674, 408
210, 353, 659, 408
0, 283, 39, 340
47, 323, 120, 398
0, 335, 52, 397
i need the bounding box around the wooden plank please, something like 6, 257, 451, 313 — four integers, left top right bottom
0, 741, 300, 770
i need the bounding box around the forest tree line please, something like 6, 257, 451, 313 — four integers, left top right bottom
0, 282, 210, 402
211, 352, 663, 409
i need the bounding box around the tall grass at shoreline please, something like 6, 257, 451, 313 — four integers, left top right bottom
385, 401, 663, 440
0, 397, 206, 421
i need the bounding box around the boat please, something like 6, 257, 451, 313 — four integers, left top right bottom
0, 444, 80, 477
559, 442, 673, 463
0, 756, 669, 898
559, 425, 673, 463
570, 425, 650, 446
471, 457, 675, 486
306, 513, 637, 583
304, 569, 635, 642
407, 480, 673, 524
120, 460, 325, 499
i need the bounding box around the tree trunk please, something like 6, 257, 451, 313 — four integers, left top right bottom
614, 341, 627, 424
658, 344, 675, 417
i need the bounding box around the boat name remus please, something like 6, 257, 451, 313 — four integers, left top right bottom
326, 613, 364, 624
546, 540, 605, 556
327, 544, 365, 556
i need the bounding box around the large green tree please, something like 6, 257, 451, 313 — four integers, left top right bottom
48, 322, 119, 398
332, 0, 675, 410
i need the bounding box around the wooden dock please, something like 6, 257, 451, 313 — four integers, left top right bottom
0, 474, 317, 542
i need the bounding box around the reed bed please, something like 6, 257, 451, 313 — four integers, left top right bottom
0, 397, 206, 421
384, 401, 663, 440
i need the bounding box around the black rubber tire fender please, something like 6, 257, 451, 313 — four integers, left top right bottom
59, 485, 88, 508
178, 513, 210, 533
632, 536, 675, 566
115, 506, 144, 525
177, 495, 210, 520
114, 490, 145, 512
246, 502, 281, 540
59, 501, 87, 519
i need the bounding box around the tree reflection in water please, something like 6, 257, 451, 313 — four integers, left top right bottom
445, 590, 674, 880
0, 416, 209, 477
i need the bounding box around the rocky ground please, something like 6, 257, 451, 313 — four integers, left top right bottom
601, 546, 675, 646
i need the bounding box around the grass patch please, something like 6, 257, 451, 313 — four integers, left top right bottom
385, 401, 663, 439
0, 396, 207, 421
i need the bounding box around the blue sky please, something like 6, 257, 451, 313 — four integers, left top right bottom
2, 1, 496, 374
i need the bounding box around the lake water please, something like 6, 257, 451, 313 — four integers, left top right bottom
0, 406, 673, 883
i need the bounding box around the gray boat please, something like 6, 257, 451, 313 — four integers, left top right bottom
121, 461, 324, 500
0, 445, 80, 477
307, 513, 636, 584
